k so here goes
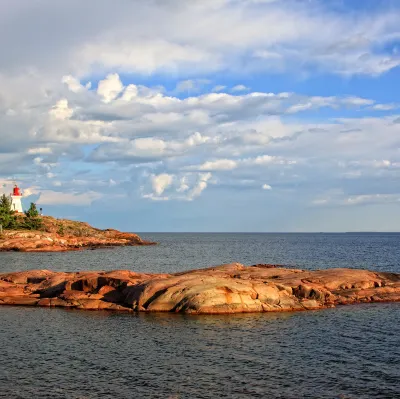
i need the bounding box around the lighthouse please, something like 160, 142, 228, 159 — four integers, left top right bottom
10, 184, 23, 213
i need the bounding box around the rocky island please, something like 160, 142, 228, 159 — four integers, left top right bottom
1, 263, 399, 314
0, 216, 155, 252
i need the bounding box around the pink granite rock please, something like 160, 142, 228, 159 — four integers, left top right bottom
1, 264, 399, 314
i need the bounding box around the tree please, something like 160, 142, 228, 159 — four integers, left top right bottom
25, 202, 39, 218
24, 202, 43, 230
0, 194, 16, 229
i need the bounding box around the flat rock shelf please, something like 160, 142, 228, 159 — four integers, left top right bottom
1, 263, 399, 314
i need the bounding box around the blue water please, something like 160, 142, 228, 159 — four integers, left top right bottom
1, 232, 400, 273
0, 233, 399, 398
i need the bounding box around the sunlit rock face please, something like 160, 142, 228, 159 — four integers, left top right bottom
1, 264, 399, 314
0, 216, 155, 252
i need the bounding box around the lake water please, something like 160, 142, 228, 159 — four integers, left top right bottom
1, 233, 399, 398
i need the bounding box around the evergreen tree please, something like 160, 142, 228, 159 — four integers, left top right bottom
24, 202, 43, 230
0, 194, 16, 229
25, 202, 39, 218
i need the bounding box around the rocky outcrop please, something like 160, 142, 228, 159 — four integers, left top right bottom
0, 217, 155, 252
1, 264, 399, 313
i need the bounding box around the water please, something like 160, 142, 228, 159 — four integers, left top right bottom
1, 232, 400, 273
1, 233, 399, 398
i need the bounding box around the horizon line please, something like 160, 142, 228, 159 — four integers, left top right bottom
133, 231, 400, 234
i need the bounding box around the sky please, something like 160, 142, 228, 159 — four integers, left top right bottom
0, 0, 400, 232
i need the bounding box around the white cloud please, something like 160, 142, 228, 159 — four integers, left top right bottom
78, 39, 214, 76
22, 188, 34, 197
341, 97, 374, 107
62, 75, 86, 93
120, 84, 139, 101
371, 103, 399, 111
0, 44, 399, 216
142, 172, 213, 201
188, 154, 296, 174
0, 18, 397, 229
97, 73, 124, 103
212, 85, 227, 92
198, 159, 238, 171
49, 99, 73, 120
188, 173, 212, 200
151, 173, 174, 196
252, 155, 290, 165
89, 131, 215, 163
0, 0, 398, 84
27, 147, 53, 155
132, 138, 167, 155
231, 85, 249, 92
177, 176, 189, 193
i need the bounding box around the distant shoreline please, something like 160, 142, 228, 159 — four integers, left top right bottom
0, 216, 155, 252
135, 231, 400, 234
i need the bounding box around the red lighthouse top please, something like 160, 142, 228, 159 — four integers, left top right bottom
13, 185, 22, 196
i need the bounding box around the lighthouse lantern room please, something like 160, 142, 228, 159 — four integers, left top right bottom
10, 184, 23, 213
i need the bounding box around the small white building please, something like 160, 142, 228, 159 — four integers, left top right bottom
10, 184, 23, 213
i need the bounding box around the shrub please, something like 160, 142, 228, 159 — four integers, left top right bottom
57, 224, 65, 236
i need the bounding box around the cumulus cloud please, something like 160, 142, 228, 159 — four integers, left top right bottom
62, 75, 87, 93
0, 0, 398, 79
188, 173, 212, 200
97, 73, 124, 103
89, 132, 214, 163
49, 99, 73, 120
142, 172, 213, 201
3, 68, 398, 211
151, 173, 174, 196
0, 0, 399, 225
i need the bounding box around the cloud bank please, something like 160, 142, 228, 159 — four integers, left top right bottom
0, 0, 399, 231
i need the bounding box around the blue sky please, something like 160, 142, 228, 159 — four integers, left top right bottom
0, 0, 399, 232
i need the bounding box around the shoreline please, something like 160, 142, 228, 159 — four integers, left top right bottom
0, 216, 156, 252
0, 240, 156, 253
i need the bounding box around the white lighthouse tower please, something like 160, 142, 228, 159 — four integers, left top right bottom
10, 184, 23, 213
